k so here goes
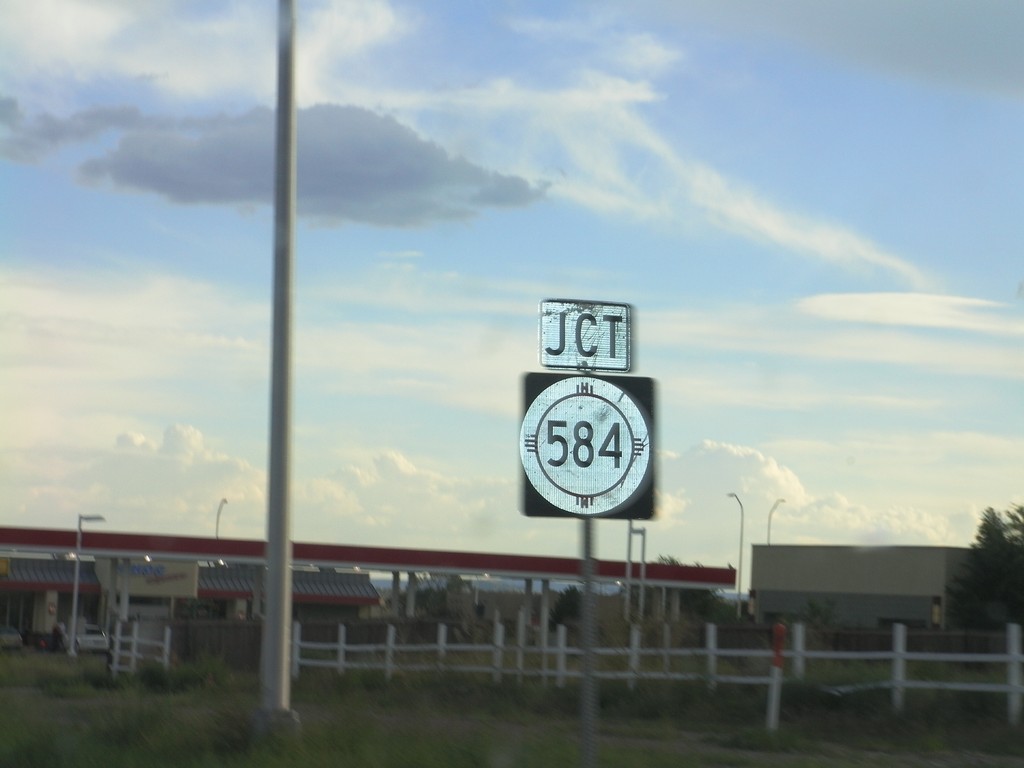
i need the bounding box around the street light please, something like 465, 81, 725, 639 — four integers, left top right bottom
727, 493, 744, 619
215, 498, 228, 539
69, 514, 105, 657
767, 498, 786, 545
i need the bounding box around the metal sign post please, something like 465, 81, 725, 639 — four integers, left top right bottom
580, 517, 597, 768
519, 299, 657, 768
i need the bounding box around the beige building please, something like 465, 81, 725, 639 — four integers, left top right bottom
749, 545, 969, 628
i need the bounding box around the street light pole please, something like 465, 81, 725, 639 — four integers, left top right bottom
767, 498, 785, 546
727, 493, 744, 619
256, 0, 298, 733
215, 498, 228, 539
68, 514, 105, 657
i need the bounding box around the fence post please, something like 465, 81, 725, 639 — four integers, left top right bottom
541, 614, 549, 687
791, 622, 806, 680
437, 623, 447, 670
385, 624, 396, 681
891, 623, 906, 713
291, 621, 301, 680
337, 624, 346, 675
161, 626, 172, 670
662, 623, 671, 677
516, 607, 526, 683
705, 623, 718, 690
1008, 623, 1022, 726
766, 622, 786, 732
112, 621, 123, 678
556, 624, 567, 688
129, 622, 140, 673
628, 624, 641, 690
492, 614, 505, 683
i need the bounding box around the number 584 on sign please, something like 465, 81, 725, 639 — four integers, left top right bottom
519, 373, 655, 520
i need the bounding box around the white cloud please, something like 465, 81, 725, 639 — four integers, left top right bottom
612, 33, 683, 76
378, 70, 931, 287
0, 265, 268, 455
0, 0, 406, 108
765, 431, 1024, 519
684, 166, 933, 289
507, 15, 682, 78
116, 432, 156, 451
653, 438, 979, 580
297, 1, 409, 104
784, 495, 962, 548
1, 424, 267, 537
644, 299, 1024, 380
798, 293, 1024, 336
3, 2, 935, 287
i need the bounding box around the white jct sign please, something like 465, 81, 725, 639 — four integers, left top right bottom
539, 300, 630, 372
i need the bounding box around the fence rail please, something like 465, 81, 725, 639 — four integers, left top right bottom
110, 621, 172, 677
291, 615, 1023, 725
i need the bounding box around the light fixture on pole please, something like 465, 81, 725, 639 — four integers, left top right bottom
215, 498, 228, 539
727, 493, 744, 619
68, 514, 105, 657
767, 498, 785, 546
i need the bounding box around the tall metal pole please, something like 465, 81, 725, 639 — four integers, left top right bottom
68, 514, 104, 657
580, 517, 598, 768
259, 0, 297, 729
623, 520, 633, 620
637, 526, 647, 621
767, 498, 785, 546
215, 498, 228, 540
68, 521, 83, 657
728, 493, 744, 619
624, 522, 647, 622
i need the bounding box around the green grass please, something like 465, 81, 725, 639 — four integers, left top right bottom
2, 652, 1023, 767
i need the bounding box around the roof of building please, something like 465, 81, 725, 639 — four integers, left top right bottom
0, 526, 735, 590
201, 565, 380, 605
0, 557, 380, 606
2, 557, 101, 593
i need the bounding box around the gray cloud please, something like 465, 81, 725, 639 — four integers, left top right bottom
67, 103, 546, 226
1, 98, 154, 162
635, 0, 1024, 101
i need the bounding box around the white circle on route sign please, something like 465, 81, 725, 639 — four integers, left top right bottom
520, 376, 651, 516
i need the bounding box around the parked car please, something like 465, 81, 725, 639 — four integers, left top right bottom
74, 624, 109, 653
0, 625, 23, 651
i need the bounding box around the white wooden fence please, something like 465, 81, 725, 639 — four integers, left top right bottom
291, 615, 1024, 725
110, 621, 172, 677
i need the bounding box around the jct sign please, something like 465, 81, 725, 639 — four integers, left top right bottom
539, 299, 630, 372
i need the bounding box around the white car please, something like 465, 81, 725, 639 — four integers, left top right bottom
75, 624, 109, 653
0, 626, 22, 651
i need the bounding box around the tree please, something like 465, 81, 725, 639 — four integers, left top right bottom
549, 586, 581, 629
798, 598, 837, 629
655, 555, 731, 622
948, 505, 1024, 629
413, 574, 470, 619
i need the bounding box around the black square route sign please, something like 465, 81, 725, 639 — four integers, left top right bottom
519, 372, 655, 520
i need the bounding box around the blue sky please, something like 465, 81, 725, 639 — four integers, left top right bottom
2, 1, 1022, 589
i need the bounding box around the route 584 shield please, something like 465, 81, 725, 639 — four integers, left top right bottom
520, 372, 655, 519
